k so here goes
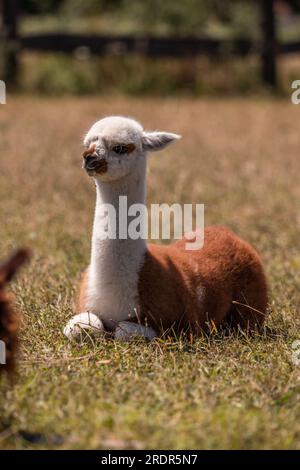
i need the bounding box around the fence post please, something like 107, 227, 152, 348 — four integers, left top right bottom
1, 0, 19, 87
260, 0, 278, 89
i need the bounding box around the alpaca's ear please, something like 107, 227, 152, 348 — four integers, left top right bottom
142, 132, 181, 152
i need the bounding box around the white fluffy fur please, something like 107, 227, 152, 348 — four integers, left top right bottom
63, 312, 104, 341
86, 174, 147, 330
64, 116, 180, 341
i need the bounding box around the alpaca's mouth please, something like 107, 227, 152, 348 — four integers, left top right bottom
83, 156, 108, 175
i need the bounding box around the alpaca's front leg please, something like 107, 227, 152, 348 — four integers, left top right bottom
64, 312, 104, 341
114, 321, 157, 342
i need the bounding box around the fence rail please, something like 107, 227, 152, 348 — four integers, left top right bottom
21, 34, 254, 57
1, 0, 299, 88
20, 34, 300, 57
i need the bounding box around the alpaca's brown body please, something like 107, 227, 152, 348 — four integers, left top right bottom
138, 226, 267, 334
78, 226, 267, 335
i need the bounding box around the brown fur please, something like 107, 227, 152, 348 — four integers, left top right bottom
78, 226, 267, 336
0, 249, 31, 373
137, 226, 268, 335
125, 143, 136, 153
82, 144, 96, 159
93, 160, 108, 175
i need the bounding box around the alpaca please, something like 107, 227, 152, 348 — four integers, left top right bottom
0, 249, 31, 373
64, 116, 268, 341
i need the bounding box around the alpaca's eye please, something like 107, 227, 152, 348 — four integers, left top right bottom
113, 144, 128, 155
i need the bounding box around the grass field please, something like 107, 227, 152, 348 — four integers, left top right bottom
0, 96, 300, 449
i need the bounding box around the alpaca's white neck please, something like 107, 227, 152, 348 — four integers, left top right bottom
86, 160, 147, 327
92, 161, 147, 251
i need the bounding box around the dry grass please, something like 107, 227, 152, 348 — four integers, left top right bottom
0, 96, 300, 449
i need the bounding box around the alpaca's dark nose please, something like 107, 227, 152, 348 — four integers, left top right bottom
84, 154, 98, 169
83, 152, 108, 175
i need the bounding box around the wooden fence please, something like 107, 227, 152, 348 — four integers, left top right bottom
1, 0, 299, 89
20, 33, 300, 57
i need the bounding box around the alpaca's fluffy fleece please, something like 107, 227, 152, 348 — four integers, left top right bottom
64, 116, 268, 341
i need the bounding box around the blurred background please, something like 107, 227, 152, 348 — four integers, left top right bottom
1, 1, 300, 451
1, 0, 300, 96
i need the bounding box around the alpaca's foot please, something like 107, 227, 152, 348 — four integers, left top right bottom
114, 321, 157, 342
63, 312, 104, 341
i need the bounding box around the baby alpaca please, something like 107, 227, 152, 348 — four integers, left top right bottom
64, 116, 268, 342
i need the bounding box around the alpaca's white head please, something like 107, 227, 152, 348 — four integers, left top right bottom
83, 116, 180, 182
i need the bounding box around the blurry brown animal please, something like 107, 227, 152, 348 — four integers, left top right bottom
0, 249, 31, 374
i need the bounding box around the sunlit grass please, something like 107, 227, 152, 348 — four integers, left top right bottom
0, 96, 299, 449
